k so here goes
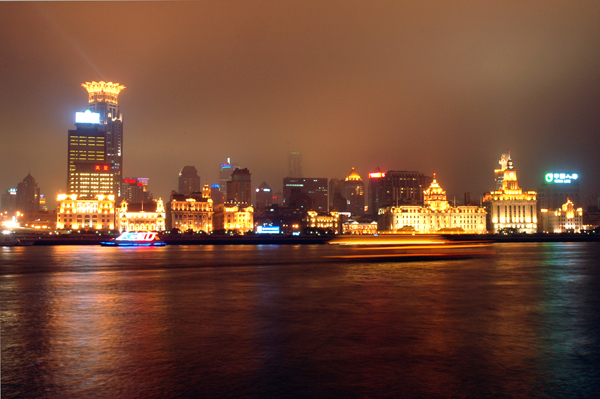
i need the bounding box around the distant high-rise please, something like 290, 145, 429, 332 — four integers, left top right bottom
16, 173, 40, 212
255, 182, 273, 210
368, 168, 385, 217
219, 158, 238, 200
210, 184, 224, 205
283, 177, 328, 212
343, 168, 365, 216
328, 178, 345, 212
178, 166, 201, 195
122, 177, 152, 204
227, 168, 252, 206
1, 188, 18, 214
379, 171, 432, 208
68, 82, 125, 197
288, 152, 302, 178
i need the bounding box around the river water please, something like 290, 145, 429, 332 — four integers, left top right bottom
2, 243, 599, 398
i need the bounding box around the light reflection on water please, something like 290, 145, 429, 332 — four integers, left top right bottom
2, 243, 600, 398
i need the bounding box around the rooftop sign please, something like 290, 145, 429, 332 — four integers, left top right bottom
545, 173, 578, 184
75, 110, 100, 124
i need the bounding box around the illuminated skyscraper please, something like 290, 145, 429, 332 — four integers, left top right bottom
80, 81, 126, 196
288, 152, 302, 178
67, 115, 114, 196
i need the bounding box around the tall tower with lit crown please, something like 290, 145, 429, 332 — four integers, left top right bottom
81, 81, 126, 197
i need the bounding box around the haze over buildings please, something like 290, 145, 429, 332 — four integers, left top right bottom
1, 2, 599, 208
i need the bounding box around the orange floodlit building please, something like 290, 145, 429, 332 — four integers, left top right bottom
539, 198, 583, 233
379, 174, 487, 234
117, 199, 166, 232
213, 203, 253, 233
56, 193, 115, 231
483, 153, 537, 234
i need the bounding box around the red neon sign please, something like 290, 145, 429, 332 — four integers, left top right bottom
369, 172, 385, 178
103, 165, 109, 171
124, 179, 136, 184
95, 165, 101, 171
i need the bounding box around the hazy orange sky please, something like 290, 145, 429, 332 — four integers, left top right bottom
1, 1, 599, 207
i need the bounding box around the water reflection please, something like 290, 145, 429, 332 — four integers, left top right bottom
2, 243, 599, 398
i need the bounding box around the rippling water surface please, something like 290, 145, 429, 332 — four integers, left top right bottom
2, 243, 600, 398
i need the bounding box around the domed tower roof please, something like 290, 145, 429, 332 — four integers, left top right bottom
345, 168, 362, 182
424, 173, 449, 211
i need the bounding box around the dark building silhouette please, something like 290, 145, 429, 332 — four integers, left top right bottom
1, 188, 18, 214
328, 178, 345, 211
219, 158, 239, 200
16, 173, 40, 212
255, 182, 273, 210
283, 177, 328, 212
227, 168, 252, 205
288, 151, 302, 178
122, 177, 152, 204
343, 168, 365, 216
379, 170, 432, 209
210, 184, 224, 205
368, 168, 386, 217
178, 166, 201, 195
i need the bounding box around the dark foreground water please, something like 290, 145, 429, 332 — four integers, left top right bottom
2, 243, 600, 398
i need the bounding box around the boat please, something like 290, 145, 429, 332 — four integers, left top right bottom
100, 231, 167, 247
1, 232, 22, 247
326, 234, 494, 261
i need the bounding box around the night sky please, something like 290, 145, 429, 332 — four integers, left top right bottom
1, 1, 599, 209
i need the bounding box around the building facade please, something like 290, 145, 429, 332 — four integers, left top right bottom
379, 174, 487, 234
167, 185, 214, 233
483, 154, 537, 234
343, 220, 378, 235
213, 203, 254, 233
56, 193, 115, 231
117, 199, 166, 232
539, 198, 583, 233
304, 211, 340, 234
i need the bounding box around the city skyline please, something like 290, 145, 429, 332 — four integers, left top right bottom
1, 2, 599, 208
